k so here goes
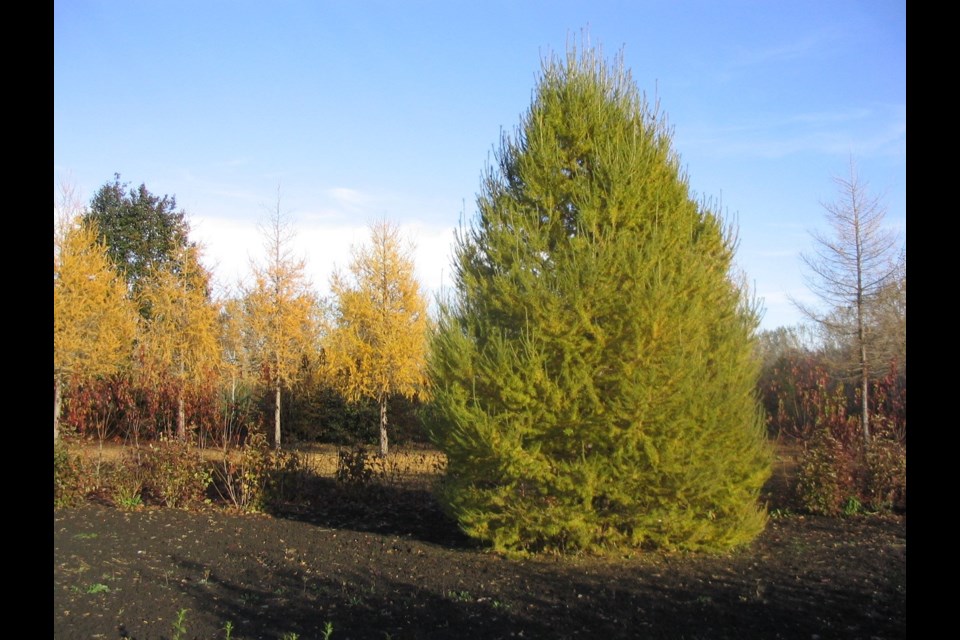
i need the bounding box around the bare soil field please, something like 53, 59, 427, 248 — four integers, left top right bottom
53, 443, 905, 639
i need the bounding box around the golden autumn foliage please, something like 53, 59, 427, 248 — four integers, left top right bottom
218, 296, 256, 399
244, 205, 319, 448
137, 245, 222, 438
326, 220, 431, 456
54, 216, 137, 441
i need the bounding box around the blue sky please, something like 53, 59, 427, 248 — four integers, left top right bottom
54, 0, 905, 332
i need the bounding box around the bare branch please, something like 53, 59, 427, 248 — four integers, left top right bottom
793, 158, 905, 444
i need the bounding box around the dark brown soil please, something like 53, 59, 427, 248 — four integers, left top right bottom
53, 459, 905, 640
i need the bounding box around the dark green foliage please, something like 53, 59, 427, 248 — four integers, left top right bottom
85, 173, 193, 300
428, 42, 771, 554
283, 382, 429, 447
277, 382, 376, 445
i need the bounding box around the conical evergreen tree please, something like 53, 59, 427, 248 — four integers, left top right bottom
429, 42, 772, 554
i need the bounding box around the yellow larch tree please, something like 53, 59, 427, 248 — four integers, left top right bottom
244, 201, 319, 449
54, 212, 137, 442
217, 294, 258, 441
326, 220, 431, 457
137, 244, 222, 440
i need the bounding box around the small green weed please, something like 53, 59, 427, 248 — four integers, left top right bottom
447, 590, 473, 602
842, 495, 864, 516
171, 608, 189, 640
223, 620, 234, 640
111, 456, 146, 510
73, 532, 98, 540
86, 583, 110, 594
115, 492, 143, 510
322, 621, 334, 639
280, 633, 299, 640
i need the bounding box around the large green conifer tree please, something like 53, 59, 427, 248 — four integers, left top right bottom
429, 42, 772, 554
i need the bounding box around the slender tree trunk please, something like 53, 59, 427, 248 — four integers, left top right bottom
225, 370, 237, 450
176, 357, 187, 440
275, 384, 282, 450
54, 376, 63, 443
379, 396, 389, 458
176, 391, 186, 440
856, 228, 870, 447
860, 333, 870, 445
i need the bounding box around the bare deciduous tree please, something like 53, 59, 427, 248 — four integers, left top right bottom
793, 160, 904, 444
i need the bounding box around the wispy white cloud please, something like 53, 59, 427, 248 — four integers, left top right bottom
679, 104, 905, 159
729, 30, 837, 70
327, 187, 377, 212
284, 187, 388, 224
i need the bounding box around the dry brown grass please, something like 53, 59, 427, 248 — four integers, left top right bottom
71, 440, 447, 488
69, 439, 796, 494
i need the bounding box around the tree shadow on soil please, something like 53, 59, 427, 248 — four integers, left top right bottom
519, 561, 906, 639
269, 464, 802, 550
171, 555, 555, 640
265, 476, 477, 549
260, 463, 803, 554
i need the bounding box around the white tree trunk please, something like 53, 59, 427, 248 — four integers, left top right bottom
379, 397, 389, 458
54, 376, 63, 443
275, 385, 282, 450
177, 392, 186, 440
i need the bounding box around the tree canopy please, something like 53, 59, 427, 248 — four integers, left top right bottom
54, 214, 137, 441
85, 173, 193, 301
325, 220, 431, 457
137, 244, 222, 439
428, 41, 771, 554
243, 201, 319, 449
